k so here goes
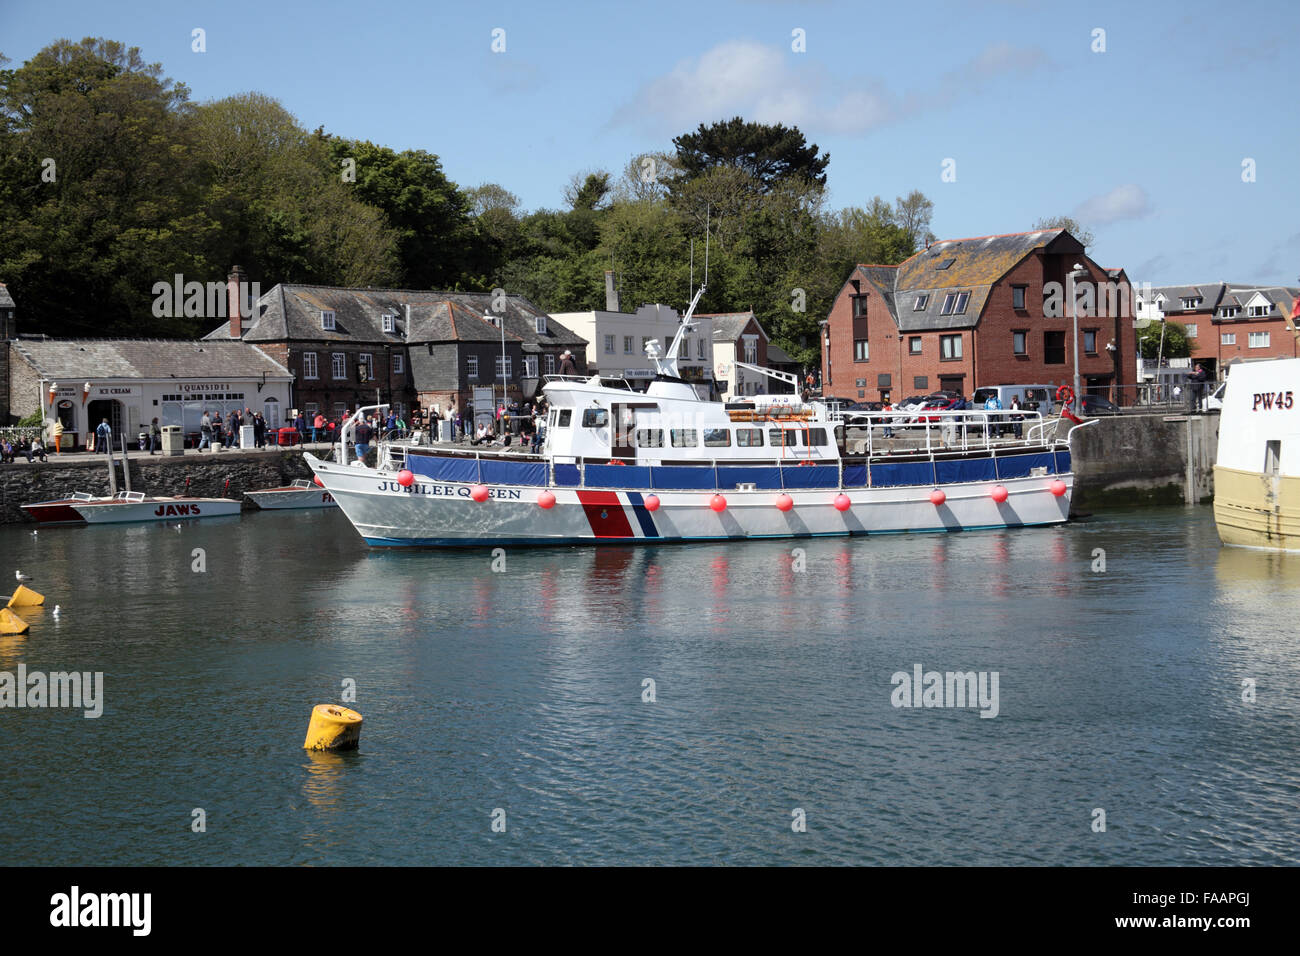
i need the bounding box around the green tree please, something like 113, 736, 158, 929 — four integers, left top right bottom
671, 117, 829, 192
1137, 319, 1190, 359
1033, 215, 1094, 249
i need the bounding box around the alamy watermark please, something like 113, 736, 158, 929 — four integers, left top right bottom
891, 664, 999, 718
151, 274, 261, 319
0, 665, 103, 718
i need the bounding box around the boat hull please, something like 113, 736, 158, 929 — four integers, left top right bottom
245, 487, 337, 510
72, 498, 243, 524
1213, 464, 1300, 551
20, 499, 95, 525
307, 455, 1072, 548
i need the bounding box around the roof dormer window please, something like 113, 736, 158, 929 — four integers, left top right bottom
1181, 297, 1202, 309
321, 310, 336, 331
1219, 306, 1240, 319
914, 294, 929, 311
382, 313, 396, 333
535, 315, 547, 334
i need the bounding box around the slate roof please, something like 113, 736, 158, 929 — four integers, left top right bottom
0, 283, 14, 310
203, 284, 586, 352
700, 311, 767, 342
11, 339, 292, 380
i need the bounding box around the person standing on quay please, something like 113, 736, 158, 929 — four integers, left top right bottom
95, 417, 112, 456
198, 411, 212, 451
149, 418, 161, 454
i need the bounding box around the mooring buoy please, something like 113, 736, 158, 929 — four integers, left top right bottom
303, 704, 363, 751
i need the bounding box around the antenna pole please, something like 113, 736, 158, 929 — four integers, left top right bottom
704, 204, 710, 288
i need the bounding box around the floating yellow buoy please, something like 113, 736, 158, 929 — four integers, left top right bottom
0, 607, 30, 635
303, 704, 363, 751
7, 585, 44, 608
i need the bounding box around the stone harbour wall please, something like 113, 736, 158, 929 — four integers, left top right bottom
0, 449, 314, 523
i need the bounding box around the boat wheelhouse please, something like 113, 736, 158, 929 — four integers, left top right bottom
306, 285, 1091, 548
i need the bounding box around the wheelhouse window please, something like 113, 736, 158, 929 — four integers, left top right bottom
940, 334, 963, 360
768, 429, 798, 447
735, 428, 763, 447
703, 429, 731, 447
806, 428, 828, 446
581, 408, 608, 427
670, 429, 698, 447
633, 428, 663, 448
556, 409, 572, 427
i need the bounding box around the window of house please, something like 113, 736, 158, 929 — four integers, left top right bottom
854, 340, 869, 361
1220, 306, 1240, 318
393, 353, 404, 374
357, 353, 373, 382
545, 353, 556, 375
1221, 333, 1236, 345
913, 376, 928, 390
321, 310, 336, 331
582, 408, 608, 427
333, 403, 346, 420
697, 337, 707, 360
735, 428, 764, 447
914, 294, 929, 311
1013, 331, 1027, 355
940, 293, 957, 315
624, 335, 634, 354
953, 291, 970, 314
1013, 286, 1026, 310
303, 352, 319, 379
381, 313, 395, 333
703, 429, 731, 447
304, 402, 319, 418
1182, 297, 1203, 309
535, 315, 547, 334
332, 353, 347, 379
1044, 331, 1066, 364
641, 337, 651, 353
1249, 305, 1270, 317
1084, 330, 1097, 354
940, 334, 963, 360
670, 429, 698, 447
1186, 324, 1198, 338
633, 428, 663, 448
909, 336, 922, 354
852, 296, 868, 318
495, 356, 512, 380
524, 355, 538, 378
604, 335, 615, 353
467, 355, 479, 379
743, 338, 758, 364
1249, 331, 1270, 348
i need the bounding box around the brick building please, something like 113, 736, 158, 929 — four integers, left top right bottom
1135, 283, 1300, 379
701, 311, 771, 399
821, 229, 1137, 404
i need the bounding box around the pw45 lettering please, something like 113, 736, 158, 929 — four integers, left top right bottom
1252, 390, 1294, 411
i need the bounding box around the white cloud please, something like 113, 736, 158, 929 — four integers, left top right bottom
1074, 184, 1152, 225
613, 39, 1045, 136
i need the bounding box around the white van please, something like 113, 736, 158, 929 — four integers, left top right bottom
971, 385, 1057, 417
1205, 381, 1226, 411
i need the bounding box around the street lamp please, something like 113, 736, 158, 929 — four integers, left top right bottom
1068, 263, 1087, 410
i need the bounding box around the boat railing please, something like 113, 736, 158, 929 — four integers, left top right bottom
835, 408, 1065, 458
543, 374, 636, 390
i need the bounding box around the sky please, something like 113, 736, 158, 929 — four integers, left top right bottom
3, 0, 1298, 288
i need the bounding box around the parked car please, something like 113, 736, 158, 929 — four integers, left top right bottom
1080, 395, 1121, 416
972, 384, 1057, 417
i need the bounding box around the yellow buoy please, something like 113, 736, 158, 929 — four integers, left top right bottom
0, 607, 30, 635
8, 585, 44, 608
303, 704, 363, 751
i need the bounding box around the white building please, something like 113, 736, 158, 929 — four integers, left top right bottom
552, 272, 713, 393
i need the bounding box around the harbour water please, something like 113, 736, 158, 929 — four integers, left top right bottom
2, 505, 1298, 866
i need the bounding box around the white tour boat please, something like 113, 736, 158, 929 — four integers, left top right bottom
306, 285, 1093, 548
1213, 356, 1300, 550
245, 478, 338, 510
71, 490, 243, 524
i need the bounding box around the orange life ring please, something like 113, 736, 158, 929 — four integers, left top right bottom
609, 459, 626, 466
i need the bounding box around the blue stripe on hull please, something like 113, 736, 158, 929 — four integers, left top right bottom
361, 519, 1065, 548
624, 491, 660, 538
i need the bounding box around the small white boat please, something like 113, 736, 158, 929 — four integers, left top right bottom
71, 491, 242, 524
1213, 356, 1300, 550
245, 478, 337, 510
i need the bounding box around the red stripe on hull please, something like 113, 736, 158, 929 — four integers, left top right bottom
574, 490, 635, 538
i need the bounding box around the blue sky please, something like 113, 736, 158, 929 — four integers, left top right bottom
3, 0, 1298, 287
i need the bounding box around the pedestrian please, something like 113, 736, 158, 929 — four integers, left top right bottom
1009, 396, 1024, 439
558, 350, 577, 376
882, 401, 894, 439
311, 411, 324, 444
95, 417, 113, 455
149, 417, 161, 454
446, 402, 457, 441
354, 418, 373, 461
199, 411, 212, 451
1191, 364, 1208, 413
253, 413, 266, 448
462, 402, 473, 441
983, 393, 1003, 439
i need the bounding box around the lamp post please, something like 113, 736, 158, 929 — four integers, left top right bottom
1068, 263, 1087, 411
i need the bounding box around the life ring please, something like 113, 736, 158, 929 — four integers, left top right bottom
1056, 384, 1075, 406
608, 459, 626, 466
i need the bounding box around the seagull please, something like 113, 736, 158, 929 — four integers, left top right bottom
51, 605, 60, 618
15, 570, 32, 583
30, 530, 38, 537
174, 523, 183, 531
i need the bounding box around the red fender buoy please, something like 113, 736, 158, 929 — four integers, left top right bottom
775, 494, 794, 512
537, 490, 556, 509
313, 475, 324, 487
1049, 479, 1068, 497
710, 494, 727, 512
644, 494, 660, 512
471, 484, 490, 502
833, 493, 851, 512
397, 469, 414, 487
929, 488, 946, 506
990, 485, 1008, 503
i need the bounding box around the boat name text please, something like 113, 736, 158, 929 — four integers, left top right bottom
1251, 391, 1294, 411
375, 480, 523, 500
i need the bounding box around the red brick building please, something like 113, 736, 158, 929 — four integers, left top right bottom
821, 229, 1138, 404
1136, 283, 1300, 379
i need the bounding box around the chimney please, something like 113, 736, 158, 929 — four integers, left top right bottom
605, 270, 620, 312
227, 265, 247, 338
